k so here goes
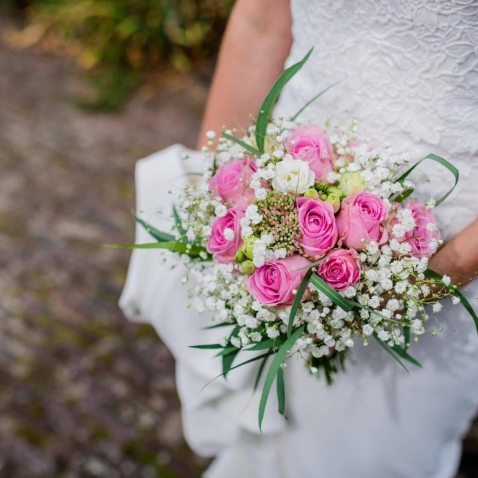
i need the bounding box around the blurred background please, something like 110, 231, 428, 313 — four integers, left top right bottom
0, 1, 477, 477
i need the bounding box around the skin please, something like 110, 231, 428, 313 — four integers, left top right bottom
197, 0, 478, 287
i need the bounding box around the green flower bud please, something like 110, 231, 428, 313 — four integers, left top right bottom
326, 186, 344, 198
325, 192, 342, 213
235, 249, 246, 263
338, 172, 366, 197
304, 188, 319, 199
240, 260, 256, 275
315, 182, 328, 192
243, 235, 259, 260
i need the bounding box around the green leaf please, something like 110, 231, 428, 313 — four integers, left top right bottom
259, 325, 305, 431
134, 214, 175, 242
277, 367, 286, 416
255, 48, 313, 153
254, 355, 270, 391
222, 132, 261, 157
201, 351, 274, 391
203, 322, 235, 330
373, 333, 410, 374
105, 241, 207, 257
215, 346, 239, 357
172, 205, 186, 237
189, 344, 224, 350
425, 268, 478, 334
247, 336, 286, 351
391, 344, 422, 368
287, 269, 313, 338
404, 325, 410, 347
310, 274, 354, 312
290, 81, 341, 121
394, 153, 459, 206
222, 348, 240, 378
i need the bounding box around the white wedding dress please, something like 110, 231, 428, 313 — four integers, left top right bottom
120, 1, 478, 477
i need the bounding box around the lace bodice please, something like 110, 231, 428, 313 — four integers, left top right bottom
275, 0, 478, 239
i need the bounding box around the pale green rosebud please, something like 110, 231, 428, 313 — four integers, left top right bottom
304, 188, 319, 199
240, 260, 256, 275
243, 235, 258, 260
235, 249, 246, 263
325, 192, 342, 213
315, 182, 328, 192
338, 172, 366, 197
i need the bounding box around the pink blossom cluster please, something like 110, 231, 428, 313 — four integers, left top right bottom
205, 126, 440, 307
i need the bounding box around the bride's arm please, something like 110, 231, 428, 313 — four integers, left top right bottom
429, 219, 478, 286
196, 0, 292, 148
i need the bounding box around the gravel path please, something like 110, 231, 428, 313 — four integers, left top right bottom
0, 16, 209, 477
1, 14, 478, 478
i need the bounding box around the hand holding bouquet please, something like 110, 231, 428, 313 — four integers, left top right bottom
117, 50, 477, 430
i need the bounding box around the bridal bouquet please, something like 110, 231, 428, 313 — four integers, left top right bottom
120, 50, 477, 429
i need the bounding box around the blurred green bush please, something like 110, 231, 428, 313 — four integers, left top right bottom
14, 0, 233, 109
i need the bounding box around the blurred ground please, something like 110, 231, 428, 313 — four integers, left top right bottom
1, 13, 478, 478
0, 15, 210, 478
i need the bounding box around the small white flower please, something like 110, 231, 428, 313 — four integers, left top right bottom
272, 159, 315, 194
366, 241, 379, 255
266, 327, 280, 339
363, 324, 374, 336
378, 330, 390, 341
381, 278, 393, 290
223, 228, 234, 241
206, 130, 216, 140
426, 222, 437, 232
432, 302, 443, 313
452, 296, 461, 305
202, 225, 212, 237
255, 188, 268, 200
231, 336, 242, 348
241, 226, 253, 238
215, 204, 227, 217
344, 338, 354, 348
442, 275, 451, 286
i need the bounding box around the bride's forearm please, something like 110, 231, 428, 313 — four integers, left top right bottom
429, 219, 478, 286
196, 0, 292, 148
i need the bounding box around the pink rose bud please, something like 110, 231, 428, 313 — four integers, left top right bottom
206, 206, 244, 263
319, 248, 361, 291
336, 192, 388, 250
246, 255, 312, 307
285, 126, 334, 182
297, 197, 338, 259
393, 200, 441, 258
208, 158, 257, 207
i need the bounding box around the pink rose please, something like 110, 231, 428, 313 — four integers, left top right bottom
286, 126, 334, 181
393, 200, 441, 258
336, 192, 388, 250
246, 255, 312, 307
209, 158, 257, 206
297, 197, 338, 259
206, 207, 244, 263
319, 249, 361, 291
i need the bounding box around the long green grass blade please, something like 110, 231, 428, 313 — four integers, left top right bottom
373, 333, 410, 374
255, 48, 313, 153
254, 355, 270, 391
222, 132, 261, 156
287, 268, 313, 338
391, 344, 422, 368
105, 242, 206, 256
247, 336, 286, 351
189, 344, 223, 350
310, 274, 354, 312
259, 325, 305, 431
201, 351, 274, 391
203, 322, 235, 330
290, 81, 340, 121
277, 367, 286, 416
135, 214, 175, 242
425, 268, 478, 333
395, 153, 459, 206
222, 349, 239, 378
